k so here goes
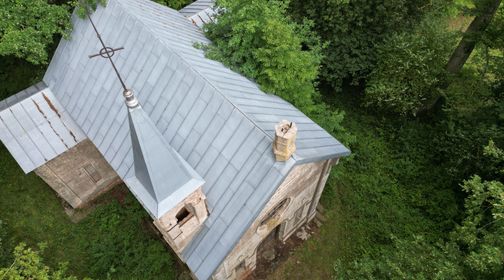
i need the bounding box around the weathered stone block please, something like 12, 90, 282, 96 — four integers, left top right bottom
35, 139, 121, 208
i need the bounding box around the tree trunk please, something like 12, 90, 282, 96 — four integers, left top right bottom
446, 0, 502, 74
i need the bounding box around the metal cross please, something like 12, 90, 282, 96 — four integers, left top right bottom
87, 14, 128, 92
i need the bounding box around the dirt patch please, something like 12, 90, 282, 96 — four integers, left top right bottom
247, 220, 321, 280
61, 184, 130, 222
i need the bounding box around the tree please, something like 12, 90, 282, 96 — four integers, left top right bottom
364, 14, 455, 115
447, 0, 503, 73
288, 0, 431, 90
205, 0, 322, 108
203, 0, 351, 142
0, 220, 8, 267
153, 0, 193, 10
0, 0, 71, 65
0, 243, 84, 280
453, 173, 504, 277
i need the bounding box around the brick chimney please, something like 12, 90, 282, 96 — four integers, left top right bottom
273, 120, 297, 161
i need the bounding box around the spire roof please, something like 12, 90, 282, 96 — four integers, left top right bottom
125, 95, 205, 218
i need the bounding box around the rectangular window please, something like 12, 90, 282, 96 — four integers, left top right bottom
83, 163, 102, 183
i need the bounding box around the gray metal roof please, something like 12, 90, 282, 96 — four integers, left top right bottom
37, 0, 350, 279
0, 83, 86, 173
179, 0, 214, 18
126, 103, 205, 218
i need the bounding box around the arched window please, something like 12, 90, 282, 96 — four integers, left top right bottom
260, 198, 290, 226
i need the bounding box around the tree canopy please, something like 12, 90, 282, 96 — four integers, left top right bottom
0, 0, 71, 65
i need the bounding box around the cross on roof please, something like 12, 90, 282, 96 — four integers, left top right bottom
86, 13, 128, 92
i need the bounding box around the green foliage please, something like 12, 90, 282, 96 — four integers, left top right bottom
433, 70, 503, 182
205, 0, 322, 108
78, 197, 175, 279
0, 220, 8, 267
0, 56, 45, 100
335, 236, 464, 280
452, 171, 504, 277
288, 0, 433, 89
0, 0, 71, 65
364, 16, 456, 115
153, 0, 193, 10
204, 0, 350, 141
74, 0, 107, 18
0, 243, 83, 280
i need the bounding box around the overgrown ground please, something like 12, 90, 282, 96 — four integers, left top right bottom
0, 58, 458, 279
0, 143, 178, 279
270, 88, 461, 279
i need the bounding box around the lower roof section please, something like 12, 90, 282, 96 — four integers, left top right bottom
0, 83, 86, 173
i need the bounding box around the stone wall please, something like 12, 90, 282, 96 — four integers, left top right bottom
35, 139, 121, 208
154, 187, 208, 256
211, 159, 335, 280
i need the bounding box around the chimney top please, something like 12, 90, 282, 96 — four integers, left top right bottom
273, 120, 297, 161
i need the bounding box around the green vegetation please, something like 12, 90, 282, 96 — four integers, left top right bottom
0, 243, 83, 280
0, 144, 177, 279
205, 0, 504, 278
1, 0, 503, 279
364, 13, 456, 115
153, 0, 193, 10
0, 0, 70, 65
288, 0, 432, 90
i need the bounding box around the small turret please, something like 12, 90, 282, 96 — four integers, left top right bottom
123, 89, 208, 253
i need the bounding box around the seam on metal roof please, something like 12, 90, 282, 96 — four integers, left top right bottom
116, 0, 275, 142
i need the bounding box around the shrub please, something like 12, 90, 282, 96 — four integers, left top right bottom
203, 0, 351, 142
289, 0, 432, 89
364, 15, 455, 115
205, 0, 322, 108
0, 0, 71, 65
335, 235, 464, 280
0, 220, 7, 266
0, 243, 83, 280
153, 0, 193, 10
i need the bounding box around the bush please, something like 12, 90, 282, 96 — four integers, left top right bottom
335, 236, 464, 280
0, 220, 7, 266
433, 71, 504, 183
78, 196, 175, 279
0, 243, 83, 280
153, 0, 193, 10
205, 0, 322, 108
0, 0, 71, 65
204, 0, 351, 142
289, 0, 432, 89
452, 174, 504, 278
364, 15, 455, 115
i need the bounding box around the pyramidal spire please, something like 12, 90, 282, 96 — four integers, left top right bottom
124, 89, 205, 218
85, 12, 204, 219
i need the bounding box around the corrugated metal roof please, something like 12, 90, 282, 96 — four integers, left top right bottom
0, 83, 86, 173
38, 0, 351, 279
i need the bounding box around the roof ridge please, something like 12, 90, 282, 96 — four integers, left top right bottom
115, 0, 275, 142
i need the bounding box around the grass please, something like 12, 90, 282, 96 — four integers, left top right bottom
0, 55, 179, 279
269, 88, 460, 279
0, 143, 179, 279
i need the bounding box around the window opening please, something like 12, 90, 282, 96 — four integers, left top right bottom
176, 207, 193, 225
83, 163, 102, 183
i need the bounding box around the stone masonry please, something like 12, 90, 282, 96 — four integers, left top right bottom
35, 139, 122, 208
211, 159, 335, 280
